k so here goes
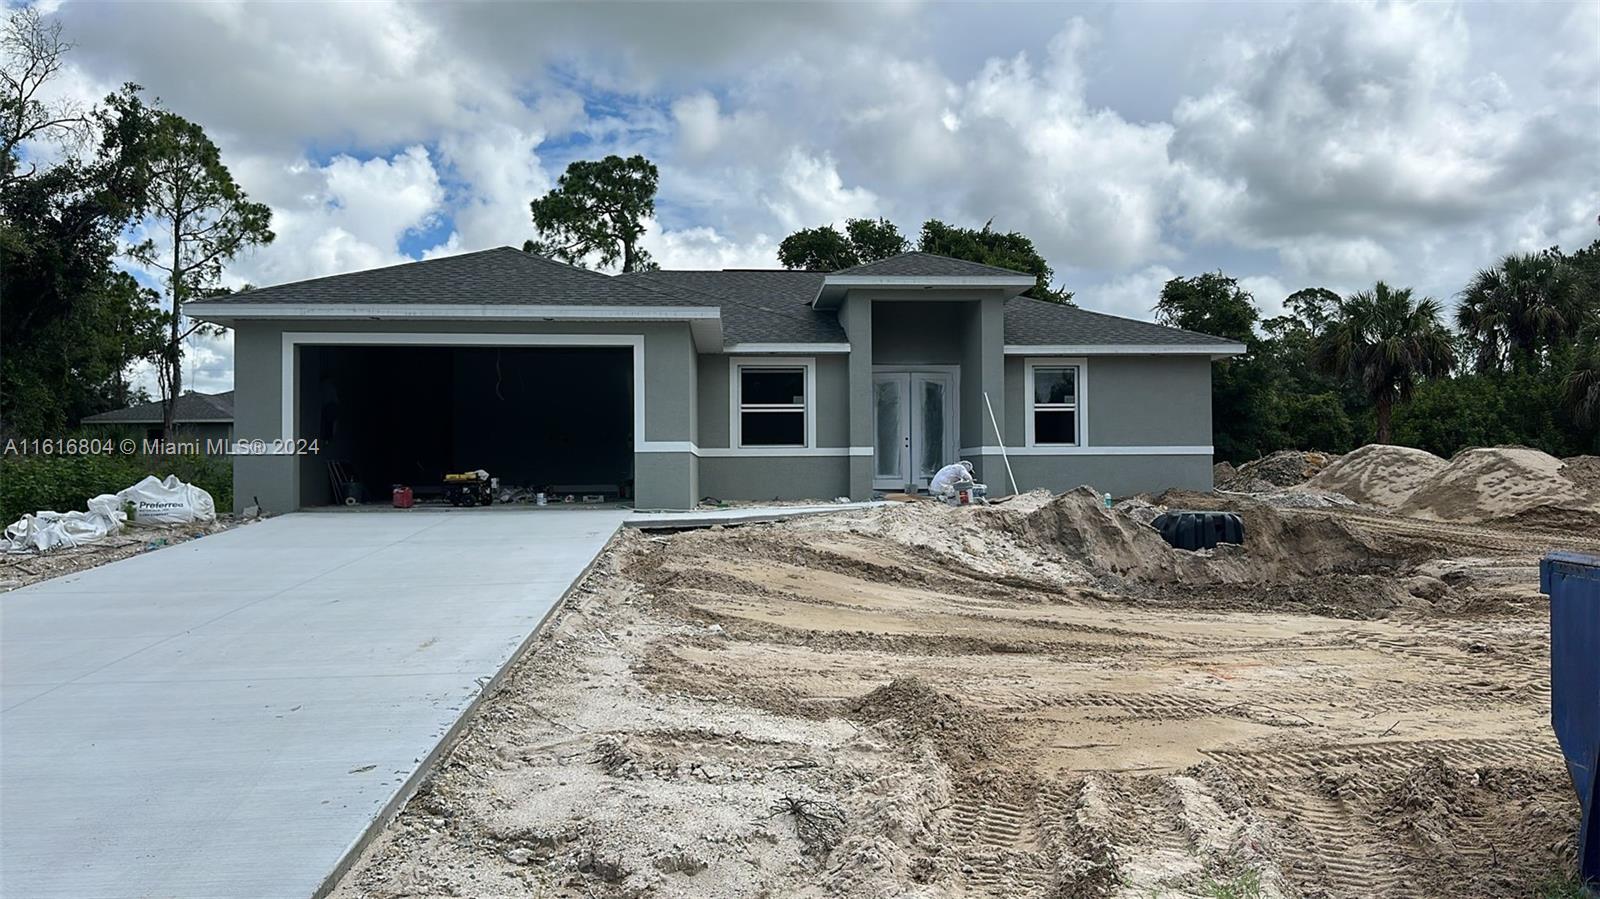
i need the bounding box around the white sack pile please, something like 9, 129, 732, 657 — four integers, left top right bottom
3, 475, 216, 553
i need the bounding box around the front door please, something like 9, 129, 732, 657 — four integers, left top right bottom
872, 370, 956, 491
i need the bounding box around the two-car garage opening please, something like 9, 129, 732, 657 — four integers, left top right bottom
296, 345, 634, 508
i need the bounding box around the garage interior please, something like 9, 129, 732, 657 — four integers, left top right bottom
297, 345, 633, 507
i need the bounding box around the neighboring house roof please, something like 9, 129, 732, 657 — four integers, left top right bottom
1004, 297, 1243, 351
831, 252, 1031, 278
194, 247, 709, 309
620, 270, 844, 344
83, 391, 235, 425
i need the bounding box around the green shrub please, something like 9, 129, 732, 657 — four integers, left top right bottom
0, 446, 232, 524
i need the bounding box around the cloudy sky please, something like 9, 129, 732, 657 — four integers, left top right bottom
27, 0, 1600, 394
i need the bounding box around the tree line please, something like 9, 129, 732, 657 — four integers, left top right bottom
1, 8, 271, 439
1154, 243, 1600, 462
526, 152, 1599, 462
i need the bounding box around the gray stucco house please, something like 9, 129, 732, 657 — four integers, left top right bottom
81, 390, 235, 448
187, 248, 1243, 512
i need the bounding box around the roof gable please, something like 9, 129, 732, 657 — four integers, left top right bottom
82, 391, 235, 425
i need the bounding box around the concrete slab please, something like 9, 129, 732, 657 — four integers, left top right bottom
624, 501, 888, 529
0, 509, 627, 899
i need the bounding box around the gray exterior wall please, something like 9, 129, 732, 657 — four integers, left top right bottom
994, 353, 1215, 498
227, 303, 1219, 511
872, 302, 965, 364
1005, 454, 1213, 498
699, 456, 851, 502
1001, 354, 1212, 447
230, 318, 700, 514
696, 353, 851, 449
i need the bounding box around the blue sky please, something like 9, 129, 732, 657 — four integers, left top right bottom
23, 0, 1599, 394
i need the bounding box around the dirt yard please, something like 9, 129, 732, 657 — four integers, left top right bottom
332, 480, 1595, 899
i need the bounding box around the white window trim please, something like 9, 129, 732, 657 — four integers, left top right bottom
729, 356, 816, 450
1024, 357, 1088, 448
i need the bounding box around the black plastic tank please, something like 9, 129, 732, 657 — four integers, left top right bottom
1149, 510, 1244, 551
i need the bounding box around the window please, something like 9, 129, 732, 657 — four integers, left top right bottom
736, 363, 808, 447
1027, 360, 1083, 446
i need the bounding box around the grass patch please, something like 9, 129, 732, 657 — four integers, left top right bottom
0, 443, 232, 523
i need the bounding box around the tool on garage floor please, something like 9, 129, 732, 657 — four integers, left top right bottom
443, 470, 494, 507
392, 485, 414, 509
328, 461, 362, 506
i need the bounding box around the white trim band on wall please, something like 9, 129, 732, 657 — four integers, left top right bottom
635, 443, 873, 457
959, 445, 1214, 456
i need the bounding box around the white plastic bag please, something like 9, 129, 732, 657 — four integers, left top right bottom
3, 494, 126, 553
117, 475, 217, 526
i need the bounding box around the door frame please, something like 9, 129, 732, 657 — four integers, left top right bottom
871, 364, 960, 491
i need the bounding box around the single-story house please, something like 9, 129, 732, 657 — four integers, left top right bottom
187, 248, 1243, 513
81, 390, 235, 447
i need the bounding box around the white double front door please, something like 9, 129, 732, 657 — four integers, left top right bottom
872, 369, 957, 491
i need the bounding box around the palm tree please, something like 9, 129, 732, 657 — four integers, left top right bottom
1456, 251, 1579, 373
1313, 282, 1456, 444
1565, 325, 1600, 432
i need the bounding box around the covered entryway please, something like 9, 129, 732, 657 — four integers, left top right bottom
296, 343, 633, 507
872, 367, 957, 491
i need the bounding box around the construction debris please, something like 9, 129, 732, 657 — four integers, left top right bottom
332, 448, 1591, 898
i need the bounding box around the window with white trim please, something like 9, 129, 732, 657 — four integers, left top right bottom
736, 365, 807, 447
1029, 363, 1080, 446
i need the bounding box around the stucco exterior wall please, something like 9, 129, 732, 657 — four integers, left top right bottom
985, 353, 1215, 498
1002, 354, 1212, 448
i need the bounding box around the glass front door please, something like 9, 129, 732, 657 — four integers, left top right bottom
872, 370, 955, 491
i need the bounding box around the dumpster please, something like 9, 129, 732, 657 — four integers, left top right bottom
1541, 550, 1600, 886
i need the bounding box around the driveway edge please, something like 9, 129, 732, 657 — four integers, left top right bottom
311, 520, 626, 898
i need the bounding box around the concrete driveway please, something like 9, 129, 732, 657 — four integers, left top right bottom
0, 509, 628, 899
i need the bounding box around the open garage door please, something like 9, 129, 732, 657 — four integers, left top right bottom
297, 345, 633, 507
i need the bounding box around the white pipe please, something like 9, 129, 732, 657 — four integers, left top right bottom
982, 391, 1019, 496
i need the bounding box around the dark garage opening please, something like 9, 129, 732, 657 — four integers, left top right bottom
298, 345, 633, 507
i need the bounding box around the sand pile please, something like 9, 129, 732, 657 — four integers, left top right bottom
1017, 487, 1407, 589
1398, 446, 1590, 522
845, 677, 1008, 766
1305, 444, 1446, 509
1218, 450, 1340, 492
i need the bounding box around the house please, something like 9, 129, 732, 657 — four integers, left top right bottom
186, 248, 1244, 512
81, 390, 235, 448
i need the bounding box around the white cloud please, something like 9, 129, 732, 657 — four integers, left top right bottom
639, 220, 779, 271
25, 0, 1595, 394
224, 146, 444, 288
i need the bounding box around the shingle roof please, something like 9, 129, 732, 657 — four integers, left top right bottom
1004, 296, 1242, 347
831, 252, 1032, 278
83, 391, 234, 425
189, 248, 1236, 349
199, 247, 710, 308
620, 270, 844, 344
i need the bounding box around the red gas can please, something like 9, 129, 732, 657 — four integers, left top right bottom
392, 485, 414, 508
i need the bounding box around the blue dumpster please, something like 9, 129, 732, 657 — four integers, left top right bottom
1541, 550, 1600, 886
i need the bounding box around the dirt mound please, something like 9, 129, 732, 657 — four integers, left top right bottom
1305, 444, 1446, 509
845, 677, 1007, 766
1562, 455, 1600, 493
1218, 450, 1339, 491
1398, 446, 1589, 522
1375, 759, 1578, 896
1025, 487, 1411, 589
